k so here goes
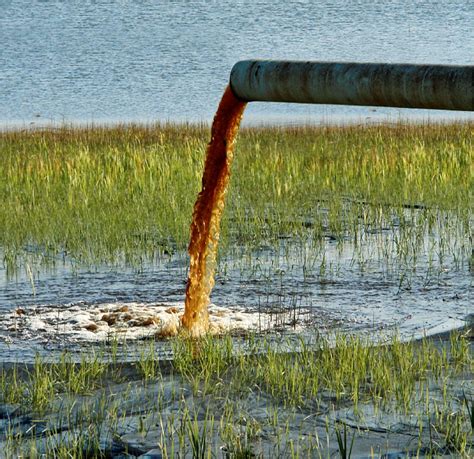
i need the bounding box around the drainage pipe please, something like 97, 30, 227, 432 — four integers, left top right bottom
230, 61, 473, 111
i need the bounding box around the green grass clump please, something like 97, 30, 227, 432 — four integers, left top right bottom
1, 331, 472, 457
171, 332, 471, 413
0, 122, 472, 273
0, 351, 107, 413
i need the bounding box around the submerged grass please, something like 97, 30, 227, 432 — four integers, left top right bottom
0, 331, 472, 457
0, 122, 472, 273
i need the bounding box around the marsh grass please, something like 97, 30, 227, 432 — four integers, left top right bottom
0, 122, 471, 275
334, 422, 355, 459
0, 331, 472, 457
0, 122, 472, 456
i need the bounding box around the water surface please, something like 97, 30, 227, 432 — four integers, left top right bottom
1, 230, 471, 361
1, 0, 473, 126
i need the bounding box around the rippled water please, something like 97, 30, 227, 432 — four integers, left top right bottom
1, 229, 471, 361
1, 0, 473, 126
2, 239, 470, 331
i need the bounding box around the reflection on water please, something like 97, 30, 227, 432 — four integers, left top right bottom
1, 0, 473, 126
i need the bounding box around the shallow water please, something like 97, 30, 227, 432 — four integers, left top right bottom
1, 0, 474, 127
1, 223, 471, 362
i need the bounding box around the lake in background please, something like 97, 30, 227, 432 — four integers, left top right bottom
1, 0, 473, 127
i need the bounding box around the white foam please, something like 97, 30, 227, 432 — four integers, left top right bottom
0, 302, 468, 350
0, 302, 305, 344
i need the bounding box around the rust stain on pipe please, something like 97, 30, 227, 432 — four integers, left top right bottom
230, 61, 473, 111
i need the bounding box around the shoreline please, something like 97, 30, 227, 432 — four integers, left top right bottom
1, 113, 474, 133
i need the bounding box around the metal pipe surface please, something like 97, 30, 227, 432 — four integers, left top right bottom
230, 61, 473, 111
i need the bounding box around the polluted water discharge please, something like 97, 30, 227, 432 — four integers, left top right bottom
182, 85, 247, 336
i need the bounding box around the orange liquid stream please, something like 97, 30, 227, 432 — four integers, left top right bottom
182, 86, 247, 337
